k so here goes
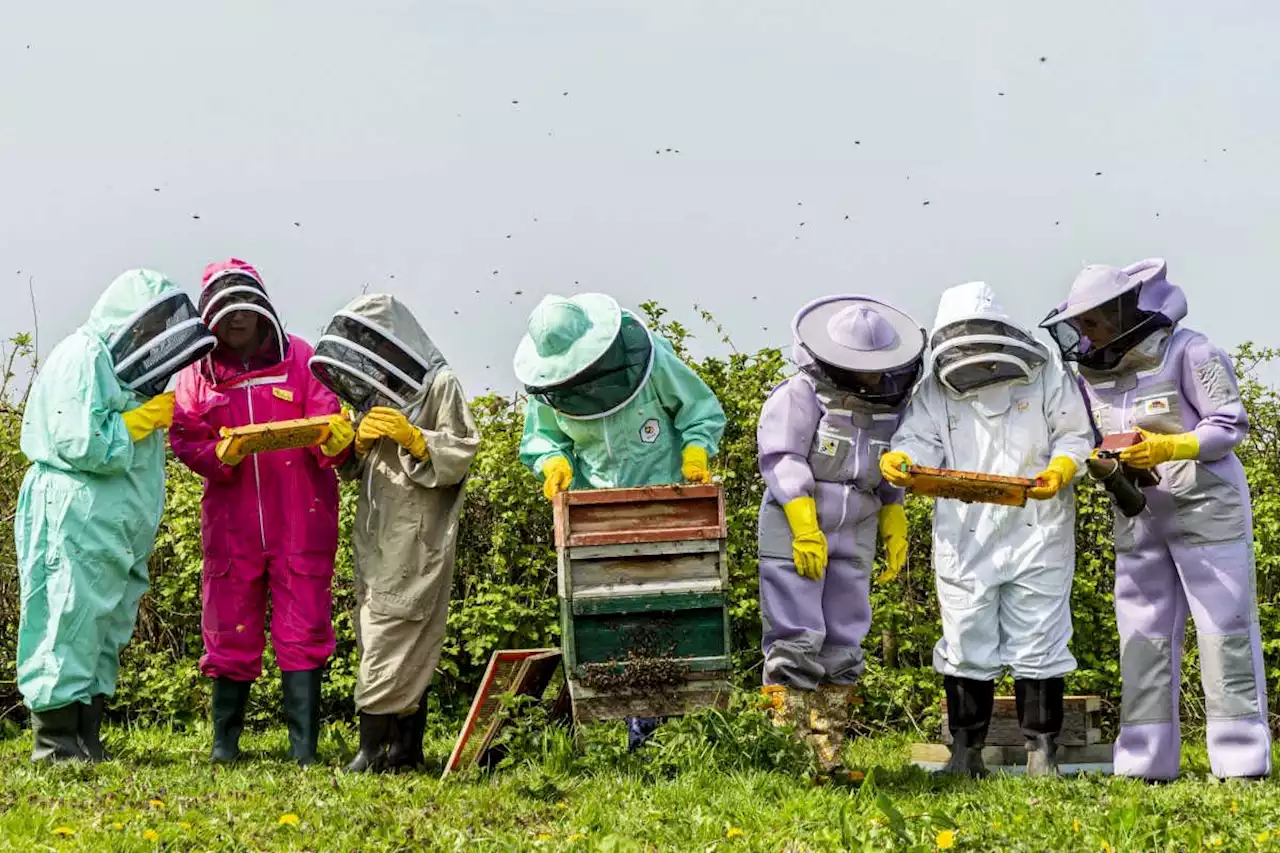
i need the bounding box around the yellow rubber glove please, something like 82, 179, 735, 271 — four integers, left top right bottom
121, 392, 175, 443
1118, 428, 1199, 470
215, 427, 246, 466
355, 412, 379, 457
681, 445, 711, 483
782, 496, 828, 581
1028, 455, 1079, 501
879, 450, 915, 487
363, 406, 428, 459
319, 413, 355, 457
875, 503, 909, 584
541, 456, 574, 501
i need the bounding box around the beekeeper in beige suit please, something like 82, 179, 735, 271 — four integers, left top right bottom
308, 293, 480, 773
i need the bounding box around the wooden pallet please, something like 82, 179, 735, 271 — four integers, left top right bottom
554, 485, 732, 723
940, 695, 1101, 747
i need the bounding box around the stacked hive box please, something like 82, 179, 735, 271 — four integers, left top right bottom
554, 484, 732, 723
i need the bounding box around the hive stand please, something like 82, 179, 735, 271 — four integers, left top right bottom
554, 484, 733, 723
910, 695, 1114, 775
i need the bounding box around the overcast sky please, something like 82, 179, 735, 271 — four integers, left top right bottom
3, 1, 1277, 395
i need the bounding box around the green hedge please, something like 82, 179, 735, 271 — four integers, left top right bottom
1, 317, 1278, 736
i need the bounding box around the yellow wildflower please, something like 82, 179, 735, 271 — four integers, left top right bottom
52, 827, 75, 837
726, 827, 744, 839
936, 829, 957, 850
848, 770, 865, 782
278, 813, 300, 826
179, 822, 192, 830
111, 823, 124, 831
992, 821, 1002, 830
536, 833, 553, 841
1232, 801, 1240, 815
143, 829, 159, 842
568, 835, 585, 843
1209, 840, 1223, 849
148, 799, 165, 809
1257, 830, 1270, 843
1074, 819, 1081, 834
1101, 843, 1113, 853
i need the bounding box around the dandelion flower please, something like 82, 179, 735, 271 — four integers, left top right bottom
278, 813, 300, 826
1257, 830, 1270, 843
1101, 843, 1113, 853
536, 833, 553, 841
1232, 801, 1239, 815
52, 827, 75, 837
111, 823, 124, 831
1074, 819, 1081, 834
992, 821, 1001, 830
568, 835, 585, 843
726, 827, 744, 839
143, 829, 159, 842
936, 829, 957, 850
148, 799, 165, 809
848, 771, 865, 782
179, 822, 192, 830
1210, 839, 1223, 848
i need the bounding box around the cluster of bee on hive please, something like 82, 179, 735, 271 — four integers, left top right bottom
578, 625, 690, 690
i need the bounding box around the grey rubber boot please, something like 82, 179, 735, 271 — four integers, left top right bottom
346, 713, 396, 773
281, 669, 323, 766
210, 678, 252, 764
1025, 733, 1059, 777
935, 676, 993, 779
79, 695, 110, 762
31, 704, 89, 763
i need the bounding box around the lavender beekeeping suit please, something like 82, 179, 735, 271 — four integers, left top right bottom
1042, 258, 1270, 780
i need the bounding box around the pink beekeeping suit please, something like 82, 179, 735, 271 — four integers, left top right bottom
170, 259, 346, 682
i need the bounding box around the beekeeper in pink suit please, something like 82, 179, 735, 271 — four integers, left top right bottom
170, 258, 354, 766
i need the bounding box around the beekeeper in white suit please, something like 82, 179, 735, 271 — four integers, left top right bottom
879, 281, 1093, 777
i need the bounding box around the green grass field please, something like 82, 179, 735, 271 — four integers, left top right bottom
1, 708, 1277, 852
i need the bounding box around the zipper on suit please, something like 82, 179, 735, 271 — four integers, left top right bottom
246, 385, 268, 550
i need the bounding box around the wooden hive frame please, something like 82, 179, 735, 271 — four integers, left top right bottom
554, 485, 732, 722
217, 415, 335, 457
906, 465, 1036, 507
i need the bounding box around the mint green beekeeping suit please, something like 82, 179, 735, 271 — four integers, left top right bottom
16, 271, 176, 712
515, 295, 725, 489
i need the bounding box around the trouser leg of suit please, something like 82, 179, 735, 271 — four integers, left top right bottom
817, 511, 876, 685
1113, 524, 1187, 781
200, 556, 268, 682
760, 555, 827, 690
1169, 537, 1271, 778
268, 554, 337, 673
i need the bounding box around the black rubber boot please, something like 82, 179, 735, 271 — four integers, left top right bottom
79, 695, 110, 762
345, 713, 396, 773
281, 669, 323, 766
211, 678, 252, 764
385, 694, 428, 771
935, 676, 994, 779
31, 704, 89, 763
1015, 677, 1064, 777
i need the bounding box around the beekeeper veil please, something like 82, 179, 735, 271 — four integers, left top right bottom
309, 293, 447, 413
929, 282, 1048, 398
108, 288, 217, 398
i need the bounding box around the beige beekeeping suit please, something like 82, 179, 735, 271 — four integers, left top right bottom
338, 294, 481, 715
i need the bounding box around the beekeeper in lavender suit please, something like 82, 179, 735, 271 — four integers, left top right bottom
1042, 259, 1270, 781
757, 295, 924, 780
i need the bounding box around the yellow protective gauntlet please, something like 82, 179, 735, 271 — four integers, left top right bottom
681, 445, 711, 484
541, 456, 574, 501
1118, 428, 1199, 469
363, 406, 428, 459
1028, 455, 1078, 501
319, 414, 355, 457
782, 496, 828, 581
215, 427, 246, 466
875, 503, 908, 584
121, 392, 175, 443
879, 450, 915, 487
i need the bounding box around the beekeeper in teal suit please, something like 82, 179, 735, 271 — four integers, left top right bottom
16, 269, 216, 762
516, 292, 726, 750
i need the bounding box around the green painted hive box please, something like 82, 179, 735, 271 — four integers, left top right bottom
553, 484, 732, 722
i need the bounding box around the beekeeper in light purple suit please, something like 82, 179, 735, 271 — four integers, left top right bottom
1042, 258, 1270, 781
757, 295, 925, 779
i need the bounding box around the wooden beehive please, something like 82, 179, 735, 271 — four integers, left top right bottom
554, 484, 732, 722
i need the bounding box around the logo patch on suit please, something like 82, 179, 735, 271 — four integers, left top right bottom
817, 435, 838, 456
1016, 399, 1030, 412
1144, 397, 1170, 415
272, 387, 295, 403
639, 419, 661, 444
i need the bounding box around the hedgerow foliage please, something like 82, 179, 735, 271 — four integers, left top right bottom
1, 314, 1277, 736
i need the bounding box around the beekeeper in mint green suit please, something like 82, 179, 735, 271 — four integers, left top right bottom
515, 292, 726, 750
16, 269, 216, 762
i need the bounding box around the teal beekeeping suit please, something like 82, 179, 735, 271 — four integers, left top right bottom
515, 293, 726, 489
16, 270, 185, 730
